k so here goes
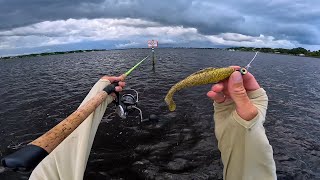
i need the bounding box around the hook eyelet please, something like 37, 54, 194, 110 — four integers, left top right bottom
239, 68, 248, 75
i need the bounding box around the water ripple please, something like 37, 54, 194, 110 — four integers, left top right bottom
0, 49, 320, 179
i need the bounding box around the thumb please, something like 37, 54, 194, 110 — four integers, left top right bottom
228, 71, 257, 121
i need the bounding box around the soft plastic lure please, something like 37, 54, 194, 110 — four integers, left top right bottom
164, 67, 248, 111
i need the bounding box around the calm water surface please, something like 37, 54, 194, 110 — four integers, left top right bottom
0, 49, 320, 179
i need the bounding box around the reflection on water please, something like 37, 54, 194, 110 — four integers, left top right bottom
0, 49, 320, 179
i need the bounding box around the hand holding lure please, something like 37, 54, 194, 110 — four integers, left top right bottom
164, 52, 259, 111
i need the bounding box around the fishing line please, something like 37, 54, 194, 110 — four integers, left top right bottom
245, 51, 259, 70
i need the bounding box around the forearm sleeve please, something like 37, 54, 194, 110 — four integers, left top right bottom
214, 88, 276, 180
30, 79, 114, 180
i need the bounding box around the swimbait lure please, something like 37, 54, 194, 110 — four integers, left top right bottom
164, 67, 248, 111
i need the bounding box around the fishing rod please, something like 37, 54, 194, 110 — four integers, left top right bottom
114, 55, 150, 121
124, 55, 148, 76
1, 55, 149, 172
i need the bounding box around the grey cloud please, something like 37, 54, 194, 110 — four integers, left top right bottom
221, 33, 256, 42
0, 0, 320, 45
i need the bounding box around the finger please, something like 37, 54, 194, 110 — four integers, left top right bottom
111, 76, 122, 82
115, 86, 123, 92
107, 76, 125, 83
119, 74, 126, 81
211, 82, 224, 93
242, 72, 260, 91
222, 79, 230, 97
110, 92, 116, 97
207, 91, 226, 103
118, 81, 126, 87
229, 66, 241, 70
228, 71, 258, 120
229, 65, 260, 90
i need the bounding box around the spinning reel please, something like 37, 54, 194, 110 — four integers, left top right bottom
104, 82, 157, 123
114, 89, 144, 122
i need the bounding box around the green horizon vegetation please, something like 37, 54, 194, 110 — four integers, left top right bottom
1, 47, 320, 59
0, 49, 106, 59
227, 47, 320, 58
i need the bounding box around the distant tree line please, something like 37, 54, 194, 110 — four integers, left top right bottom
228, 47, 320, 58
0, 49, 106, 59
2, 47, 320, 59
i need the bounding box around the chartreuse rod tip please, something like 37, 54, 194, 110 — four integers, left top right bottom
124, 56, 149, 77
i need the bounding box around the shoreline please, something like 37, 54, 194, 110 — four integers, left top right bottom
1, 47, 319, 59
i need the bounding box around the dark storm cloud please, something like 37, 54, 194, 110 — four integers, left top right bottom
0, 0, 319, 45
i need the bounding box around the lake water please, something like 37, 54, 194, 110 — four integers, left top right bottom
0, 49, 319, 179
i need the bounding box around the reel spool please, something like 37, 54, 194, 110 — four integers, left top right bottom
115, 89, 144, 122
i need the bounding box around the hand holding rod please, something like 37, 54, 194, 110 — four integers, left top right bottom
1, 56, 149, 171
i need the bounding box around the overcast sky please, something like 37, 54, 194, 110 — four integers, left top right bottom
0, 0, 319, 56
